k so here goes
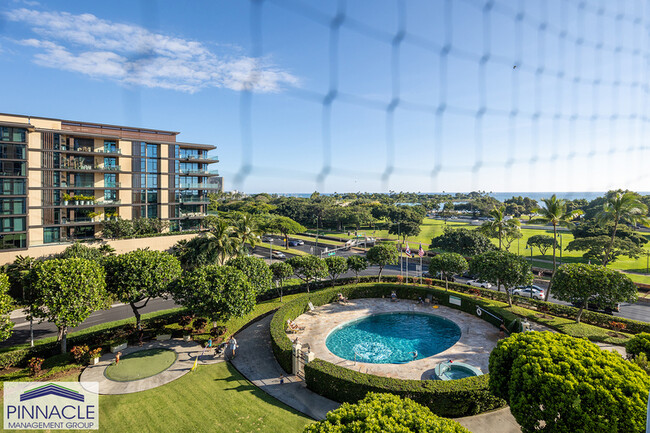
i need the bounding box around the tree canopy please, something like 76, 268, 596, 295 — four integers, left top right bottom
526, 234, 556, 257
29, 258, 108, 353
304, 392, 470, 433
346, 255, 368, 282
172, 265, 255, 323
366, 244, 399, 281
286, 255, 328, 292
551, 263, 637, 322
0, 274, 15, 342
270, 261, 293, 301
469, 250, 532, 306
324, 256, 348, 286
388, 220, 421, 242
103, 249, 182, 330
227, 256, 273, 296
428, 253, 468, 291
430, 227, 496, 257
489, 332, 650, 433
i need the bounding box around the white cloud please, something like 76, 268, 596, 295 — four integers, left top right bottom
5, 8, 299, 93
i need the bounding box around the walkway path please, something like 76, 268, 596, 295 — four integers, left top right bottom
80, 338, 223, 394
230, 315, 339, 420
230, 314, 523, 433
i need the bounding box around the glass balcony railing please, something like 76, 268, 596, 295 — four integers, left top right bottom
180, 183, 221, 189
96, 148, 122, 155
104, 182, 121, 188
179, 169, 208, 175
97, 199, 121, 205
179, 211, 207, 218
178, 196, 208, 203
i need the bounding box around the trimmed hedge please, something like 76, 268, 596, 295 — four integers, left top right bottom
626, 332, 650, 359
306, 359, 504, 418
270, 282, 512, 417
263, 275, 650, 334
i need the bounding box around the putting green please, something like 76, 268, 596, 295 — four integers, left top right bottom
105, 348, 178, 382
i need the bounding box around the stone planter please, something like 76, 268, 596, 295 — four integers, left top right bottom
183, 335, 191, 342
156, 334, 172, 341
90, 357, 100, 365
110, 342, 127, 353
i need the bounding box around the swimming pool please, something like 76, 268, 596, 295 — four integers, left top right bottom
325, 312, 461, 364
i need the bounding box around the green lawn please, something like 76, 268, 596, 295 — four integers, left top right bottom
104, 348, 177, 382
2, 363, 312, 433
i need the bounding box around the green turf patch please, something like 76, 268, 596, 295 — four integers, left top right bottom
104, 348, 177, 382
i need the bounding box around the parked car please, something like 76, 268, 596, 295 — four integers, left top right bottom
510, 286, 545, 300
261, 236, 274, 242
571, 299, 620, 315
466, 279, 492, 289
295, 239, 305, 246
288, 240, 300, 247
423, 271, 455, 282
271, 251, 286, 259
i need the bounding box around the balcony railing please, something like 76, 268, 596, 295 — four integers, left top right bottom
179, 212, 207, 218
178, 196, 208, 203
96, 199, 121, 205
63, 146, 122, 155
96, 148, 122, 155
180, 183, 221, 189
179, 169, 208, 175
104, 182, 121, 188
60, 161, 121, 171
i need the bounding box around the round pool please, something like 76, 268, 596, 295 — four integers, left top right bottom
325, 312, 461, 364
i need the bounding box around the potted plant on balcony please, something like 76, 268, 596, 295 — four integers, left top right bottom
88, 211, 102, 222
62, 193, 71, 206
88, 195, 96, 205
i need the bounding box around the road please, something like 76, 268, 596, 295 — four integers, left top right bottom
4, 248, 649, 347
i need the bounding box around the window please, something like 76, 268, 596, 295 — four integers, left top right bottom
1, 217, 25, 232
0, 161, 25, 176
44, 228, 60, 244
0, 179, 25, 195
0, 233, 26, 249
104, 190, 118, 201
0, 198, 25, 215
73, 138, 93, 152
104, 157, 117, 168
104, 173, 117, 187
104, 140, 117, 153
0, 144, 26, 159
0, 127, 26, 143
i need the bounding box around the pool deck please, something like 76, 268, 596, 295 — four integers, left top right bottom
291, 298, 499, 380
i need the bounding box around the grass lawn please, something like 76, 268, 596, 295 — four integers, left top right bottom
104, 348, 177, 382
258, 240, 309, 256
1, 363, 312, 433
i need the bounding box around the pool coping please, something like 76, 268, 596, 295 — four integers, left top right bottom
291, 298, 499, 380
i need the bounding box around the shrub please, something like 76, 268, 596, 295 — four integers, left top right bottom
28, 357, 44, 376
193, 317, 208, 333
0, 349, 30, 369
70, 345, 89, 364
304, 392, 471, 433
305, 360, 504, 418
626, 332, 650, 359
178, 315, 194, 330
489, 331, 650, 433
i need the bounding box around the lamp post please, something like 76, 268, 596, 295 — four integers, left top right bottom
269, 239, 273, 263
559, 234, 563, 266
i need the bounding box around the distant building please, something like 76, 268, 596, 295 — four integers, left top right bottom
0, 113, 219, 251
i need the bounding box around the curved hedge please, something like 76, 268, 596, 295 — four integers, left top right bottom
270, 282, 512, 417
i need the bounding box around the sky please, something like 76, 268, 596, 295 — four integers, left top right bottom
1, 0, 649, 194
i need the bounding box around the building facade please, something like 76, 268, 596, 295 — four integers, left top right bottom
0, 113, 218, 251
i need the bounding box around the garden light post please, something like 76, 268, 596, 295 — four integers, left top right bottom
559, 234, 563, 266
269, 239, 273, 263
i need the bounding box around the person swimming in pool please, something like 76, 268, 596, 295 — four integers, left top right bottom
410, 351, 418, 360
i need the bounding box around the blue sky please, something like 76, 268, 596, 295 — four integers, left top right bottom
1, 0, 648, 194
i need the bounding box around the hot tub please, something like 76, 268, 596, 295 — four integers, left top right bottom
433, 361, 483, 380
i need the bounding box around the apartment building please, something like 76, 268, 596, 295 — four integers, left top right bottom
0, 113, 218, 251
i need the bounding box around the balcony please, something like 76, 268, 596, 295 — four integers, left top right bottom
178, 196, 208, 203
62, 146, 122, 155
96, 199, 121, 205
180, 183, 221, 189
96, 148, 122, 155
179, 212, 207, 218
179, 169, 208, 175
104, 182, 121, 188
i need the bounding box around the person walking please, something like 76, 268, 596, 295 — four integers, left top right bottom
207, 338, 213, 355
115, 351, 122, 365
229, 337, 238, 359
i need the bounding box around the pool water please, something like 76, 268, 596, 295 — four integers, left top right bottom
325, 312, 461, 364
444, 367, 475, 379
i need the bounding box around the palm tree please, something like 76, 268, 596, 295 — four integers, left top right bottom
232, 213, 262, 256
204, 219, 240, 265
596, 191, 650, 267
535, 195, 583, 300
480, 205, 520, 250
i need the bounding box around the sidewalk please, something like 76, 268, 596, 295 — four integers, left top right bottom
230, 315, 339, 420
230, 314, 523, 433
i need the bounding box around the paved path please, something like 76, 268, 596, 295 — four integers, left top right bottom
230, 315, 339, 420
80, 338, 223, 394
